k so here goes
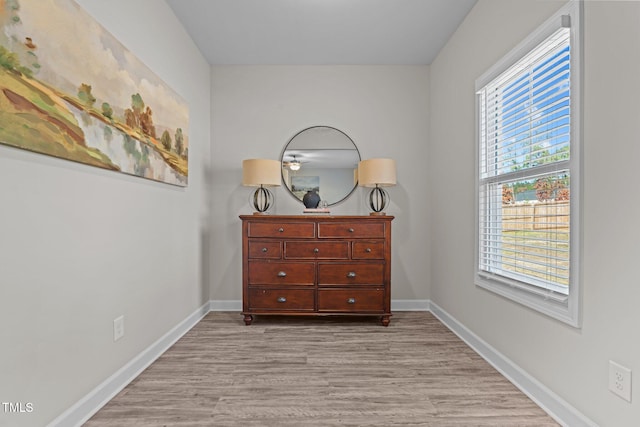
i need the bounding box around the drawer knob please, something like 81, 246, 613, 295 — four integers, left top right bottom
347, 298, 356, 304
262, 247, 268, 252
277, 296, 287, 303
348, 228, 354, 233
314, 248, 319, 253
347, 271, 356, 278
277, 271, 287, 277
365, 248, 372, 253
278, 227, 284, 232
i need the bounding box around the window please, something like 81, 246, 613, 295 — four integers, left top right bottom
475, 2, 581, 326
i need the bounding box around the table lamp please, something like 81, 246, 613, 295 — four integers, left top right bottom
242, 159, 281, 214
358, 158, 397, 215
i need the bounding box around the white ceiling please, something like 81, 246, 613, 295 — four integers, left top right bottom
166, 0, 477, 65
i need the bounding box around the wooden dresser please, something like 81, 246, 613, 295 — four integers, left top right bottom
240, 215, 394, 326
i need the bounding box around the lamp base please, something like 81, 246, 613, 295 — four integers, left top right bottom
252, 186, 274, 213
367, 186, 389, 215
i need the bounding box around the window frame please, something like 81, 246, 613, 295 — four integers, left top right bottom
474, 1, 582, 327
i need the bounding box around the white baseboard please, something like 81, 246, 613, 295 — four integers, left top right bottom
50, 299, 595, 427
47, 302, 210, 427
391, 299, 430, 311
209, 299, 242, 311
428, 301, 597, 427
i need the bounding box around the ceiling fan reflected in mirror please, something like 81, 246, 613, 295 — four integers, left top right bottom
283, 155, 304, 171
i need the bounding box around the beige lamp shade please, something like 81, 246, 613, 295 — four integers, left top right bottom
358, 158, 397, 188
242, 159, 281, 187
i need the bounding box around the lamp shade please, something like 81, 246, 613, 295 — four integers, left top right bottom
358, 158, 397, 188
242, 159, 281, 187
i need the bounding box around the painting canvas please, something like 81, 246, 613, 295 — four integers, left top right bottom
291, 175, 319, 200
0, 0, 189, 186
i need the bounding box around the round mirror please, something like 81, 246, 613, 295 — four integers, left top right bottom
281, 126, 360, 206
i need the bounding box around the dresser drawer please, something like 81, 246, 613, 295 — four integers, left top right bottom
249, 288, 315, 311
248, 262, 314, 285
247, 221, 315, 238
318, 263, 384, 285
285, 241, 349, 259
318, 288, 384, 312
248, 241, 282, 259
352, 241, 384, 260
317, 222, 385, 239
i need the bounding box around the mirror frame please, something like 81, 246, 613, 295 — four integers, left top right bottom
280, 126, 361, 207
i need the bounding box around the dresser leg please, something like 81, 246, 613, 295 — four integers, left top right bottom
243, 314, 253, 325
381, 315, 391, 327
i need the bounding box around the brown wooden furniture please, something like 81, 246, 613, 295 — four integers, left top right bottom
240, 215, 394, 326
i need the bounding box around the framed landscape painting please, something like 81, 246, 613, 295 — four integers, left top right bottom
290, 175, 319, 200
0, 0, 189, 186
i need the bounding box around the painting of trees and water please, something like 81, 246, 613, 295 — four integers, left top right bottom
0, 0, 189, 186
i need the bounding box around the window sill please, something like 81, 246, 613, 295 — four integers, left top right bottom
475, 275, 580, 327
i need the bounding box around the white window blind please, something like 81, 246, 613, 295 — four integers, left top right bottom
479, 28, 571, 180
475, 2, 581, 326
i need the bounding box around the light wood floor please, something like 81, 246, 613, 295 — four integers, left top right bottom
85, 312, 559, 426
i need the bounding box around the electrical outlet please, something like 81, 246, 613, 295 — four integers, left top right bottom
113, 315, 125, 342
609, 360, 632, 402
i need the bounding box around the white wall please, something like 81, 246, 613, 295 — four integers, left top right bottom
429, 1, 640, 425
0, 1, 211, 426
210, 65, 430, 302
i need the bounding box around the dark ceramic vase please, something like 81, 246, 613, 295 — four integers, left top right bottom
302, 190, 321, 208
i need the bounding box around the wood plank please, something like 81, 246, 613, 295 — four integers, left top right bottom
85, 312, 559, 426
